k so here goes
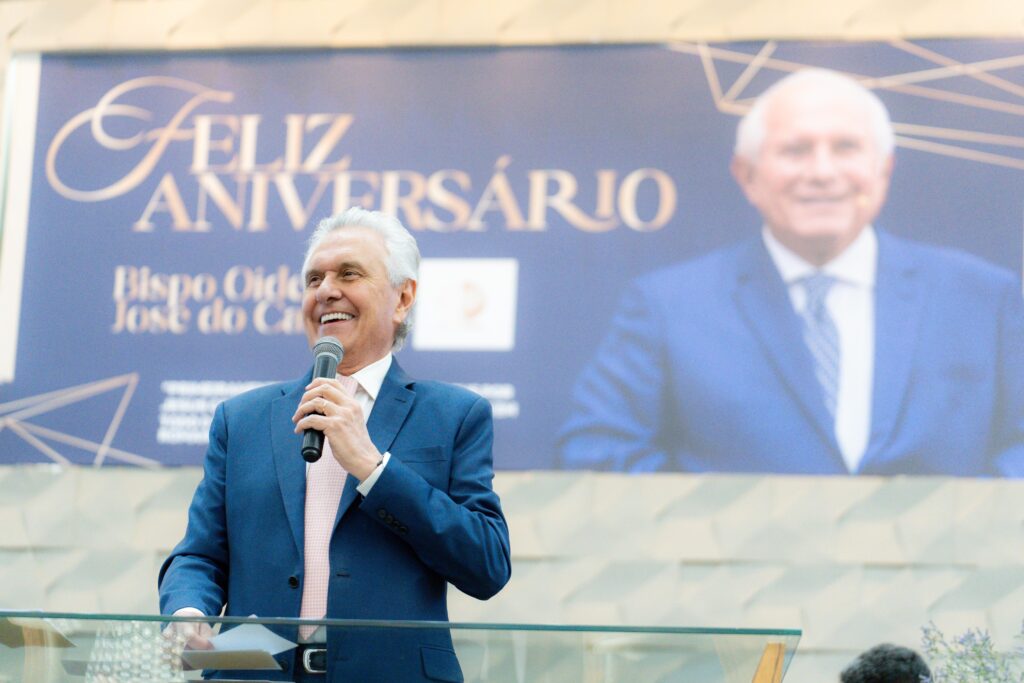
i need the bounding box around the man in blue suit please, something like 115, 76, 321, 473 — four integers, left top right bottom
159, 208, 511, 681
558, 68, 1024, 476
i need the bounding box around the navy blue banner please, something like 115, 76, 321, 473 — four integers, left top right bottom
1, 42, 1022, 472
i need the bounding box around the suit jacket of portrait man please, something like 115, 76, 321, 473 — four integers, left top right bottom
558, 229, 1024, 476
159, 358, 511, 682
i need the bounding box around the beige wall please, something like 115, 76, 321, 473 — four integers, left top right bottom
2, 0, 1024, 112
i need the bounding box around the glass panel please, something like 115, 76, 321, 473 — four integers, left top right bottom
0, 611, 800, 682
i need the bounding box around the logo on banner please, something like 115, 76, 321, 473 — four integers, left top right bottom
413, 259, 518, 351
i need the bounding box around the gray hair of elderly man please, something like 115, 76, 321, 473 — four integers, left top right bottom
734, 68, 895, 165
302, 207, 421, 351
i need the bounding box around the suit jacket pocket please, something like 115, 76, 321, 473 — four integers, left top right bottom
398, 447, 449, 489
397, 445, 447, 463
421, 645, 463, 682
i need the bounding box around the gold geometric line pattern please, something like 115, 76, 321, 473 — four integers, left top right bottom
670, 41, 1024, 171
671, 41, 1024, 113
889, 39, 1024, 99
1, 375, 134, 423
893, 135, 1024, 171
862, 54, 1024, 90
893, 123, 1024, 149
883, 81, 1024, 117
672, 41, 1024, 112
94, 373, 137, 468
19, 422, 157, 468
0, 373, 159, 468
697, 42, 724, 105
668, 42, 843, 90
0, 383, 87, 414
5, 420, 71, 466
723, 41, 776, 102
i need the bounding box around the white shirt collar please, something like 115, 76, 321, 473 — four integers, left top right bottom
342, 352, 393, 401
761, 225, 877, 289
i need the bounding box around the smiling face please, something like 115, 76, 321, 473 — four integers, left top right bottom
301, 226, 416, 374
732, 79, 893, 265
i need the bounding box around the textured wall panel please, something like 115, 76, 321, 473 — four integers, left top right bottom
0, 466, 1019, 682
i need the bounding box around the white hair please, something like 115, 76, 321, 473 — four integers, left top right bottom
734, 68, 895, 163
303, 207, 420, 351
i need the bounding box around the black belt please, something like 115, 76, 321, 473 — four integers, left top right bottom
298, 645, 327, 674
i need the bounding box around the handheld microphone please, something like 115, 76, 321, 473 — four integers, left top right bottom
301, 336, 344, 463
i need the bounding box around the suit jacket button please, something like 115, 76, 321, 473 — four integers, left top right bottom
288, 575, 299, 589
377, 509, 388, 519
399, 525, 409, 534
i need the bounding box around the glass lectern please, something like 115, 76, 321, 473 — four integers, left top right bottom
0, 611, 800, 682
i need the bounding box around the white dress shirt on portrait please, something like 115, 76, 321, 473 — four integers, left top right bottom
762, 226, 877, 473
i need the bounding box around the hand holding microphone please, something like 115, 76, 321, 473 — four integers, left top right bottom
293, 336, 384, 480
299, 336, 344, 462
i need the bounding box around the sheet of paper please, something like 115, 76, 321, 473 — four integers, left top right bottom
180, 649, 282, 671
176, 616, 296, 671
208, 621, 295, 656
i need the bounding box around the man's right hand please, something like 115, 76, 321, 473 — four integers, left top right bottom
162, 607, 214, 650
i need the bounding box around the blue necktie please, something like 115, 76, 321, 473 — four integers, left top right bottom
800, 273, 840, 419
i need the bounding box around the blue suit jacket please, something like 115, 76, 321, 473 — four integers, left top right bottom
159, 359, 511, 682
558, 232, 1024, 476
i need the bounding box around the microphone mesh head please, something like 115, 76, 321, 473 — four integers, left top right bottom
312, 336, 344, 362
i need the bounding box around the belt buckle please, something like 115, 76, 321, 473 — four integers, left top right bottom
302, 647, 328, 674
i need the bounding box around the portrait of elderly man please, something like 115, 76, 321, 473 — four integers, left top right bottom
558, 68, 1024, 476
159, 207, 511, 682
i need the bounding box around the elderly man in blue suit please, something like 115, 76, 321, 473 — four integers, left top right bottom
558, 68, 1024, 476
159, 208, 511, 681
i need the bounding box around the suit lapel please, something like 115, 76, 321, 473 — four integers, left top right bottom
272, 373, 311, 557
334, 359, 415, 526
862, 233, 924, 467
732, 239, 841, 455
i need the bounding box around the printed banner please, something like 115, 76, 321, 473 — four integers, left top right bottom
1, 42, 1022, 473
